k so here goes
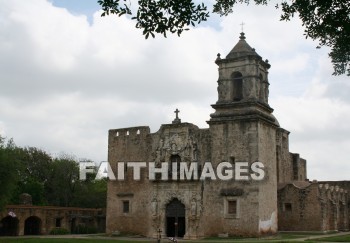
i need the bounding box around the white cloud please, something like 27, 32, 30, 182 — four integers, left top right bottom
271, 55, 350, 180
0, 0, 348, 181
0, 121, 6, 136
1, 0, 89, 71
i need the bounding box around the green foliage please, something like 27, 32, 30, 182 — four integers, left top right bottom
20, 147, 52, 183
49, 228, 70, 235
71, 178, 107, 208
98, 0, 209, 38
213, 0, 268, 16
0, 137, 107, 209
0, 239, 155, 243
0, 137, 23, 210
9, 147, 51, 205
45, 155, 80, 207
279, 0, 350, 76
98, 0, 350, 76
72, 225, 98, 234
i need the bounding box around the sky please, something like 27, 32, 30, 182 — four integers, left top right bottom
0, 0, 349, 181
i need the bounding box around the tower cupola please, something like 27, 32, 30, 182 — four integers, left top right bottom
209, 33, 278, 126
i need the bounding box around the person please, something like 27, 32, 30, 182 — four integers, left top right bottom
168, 237, 177, 243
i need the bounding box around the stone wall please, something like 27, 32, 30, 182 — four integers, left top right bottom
278, 182, 348, 231
106, 123, 210, 238
0, 205, 105, 236
106, 33, 315, 238
276, 128, 307, 183
107, 115, 281, 238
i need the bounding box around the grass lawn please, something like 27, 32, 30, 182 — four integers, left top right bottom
305, 234, 350, 242
0, 239, 151, 243
0, 239, 303, 243
1, 232, 350, 243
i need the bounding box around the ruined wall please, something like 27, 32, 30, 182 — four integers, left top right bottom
298, 158, 307, 181
291, 153, 307, 181
318, 182, 349, 231
278, 182, 322, 231
278, 182, 348, 232
320, 181, 350, 197
0, 205, 104, 236
276, 129, 307, 183
276, 128, 292, 183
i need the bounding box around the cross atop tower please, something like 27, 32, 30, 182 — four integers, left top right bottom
172, 108, 181, 124
240, 22, 245, 32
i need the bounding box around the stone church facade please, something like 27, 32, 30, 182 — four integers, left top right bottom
106, 33, 349, 238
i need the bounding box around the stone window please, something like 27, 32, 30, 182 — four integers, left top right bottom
169, 155, 181, 180
284, 203, 292, 212
224, 197, 239, 218
228, 200, 237, 214
55, 218, 62, 227
122, 200, 130, 213
232, 72, 243, 101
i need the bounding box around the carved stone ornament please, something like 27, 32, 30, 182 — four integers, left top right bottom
154, 134, 198, 162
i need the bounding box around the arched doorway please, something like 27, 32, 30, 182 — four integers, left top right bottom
0, 216, 19, 236
24, 216, 41, 235
166, 198, 185, 238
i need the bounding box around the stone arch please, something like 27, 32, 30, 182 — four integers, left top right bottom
0, 216, 19, 236
24, 216, 42, 235
231, 71, 243, 101
165, 198, 186, 238
163, 194, 187, 208
338, 203, 345, 230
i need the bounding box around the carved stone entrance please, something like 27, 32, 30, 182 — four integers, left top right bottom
166, 198, 185, 237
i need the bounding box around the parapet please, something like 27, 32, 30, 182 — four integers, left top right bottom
109, 126, 151, 139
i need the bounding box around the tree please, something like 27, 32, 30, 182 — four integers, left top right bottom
45, 155, 107, 208
71, 178, 107, 208
0, 137, 106, 209
45, 155, 80, 207
98, 0, 350, 76
10, 147, 52, 205
0, 137, 23, 209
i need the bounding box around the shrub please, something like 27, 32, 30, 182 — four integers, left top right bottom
49, 227, 70, 235
72, 225, 98, 234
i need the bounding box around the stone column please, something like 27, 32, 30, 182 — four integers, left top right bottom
18, 217, 25, 236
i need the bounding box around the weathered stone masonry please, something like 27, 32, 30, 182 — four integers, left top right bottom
106, 33, 349, 238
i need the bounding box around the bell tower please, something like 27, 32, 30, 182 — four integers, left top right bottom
206, 33, 279, 235
210, 32, 278, 126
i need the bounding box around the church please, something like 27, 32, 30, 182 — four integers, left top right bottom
106, 33, 348, 238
